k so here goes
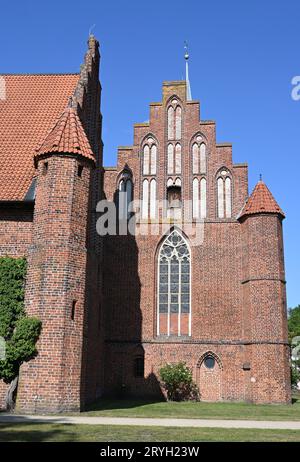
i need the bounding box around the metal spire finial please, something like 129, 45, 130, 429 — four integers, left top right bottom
259, 173, 262, 181
184, 40, 189, 60
88, 24, 96, 36
184, 41, 192, 101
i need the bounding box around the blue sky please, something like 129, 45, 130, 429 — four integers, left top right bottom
0, 0, 299, 307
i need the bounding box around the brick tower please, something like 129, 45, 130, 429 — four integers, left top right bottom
15, 36, 104, 413
238, 180, 291, 403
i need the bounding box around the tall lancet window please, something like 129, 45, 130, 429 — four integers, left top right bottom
175, 106, 182, 139
143, 137, 157, 175
150, 178, 157, 219
192, 177, 207, 219
167, 143, 181, 174
157, 229, 191, 337
192, 138, 206, 174
217, 169, 232, 218
167, 99, 182, 140
175, 143, 181, 174
142, 179, 149, 219
119, 171, 133, 220
167, 106, 174, 140
167, 143, 174, 174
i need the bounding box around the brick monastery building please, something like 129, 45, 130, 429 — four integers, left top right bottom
0, 37, 291, 412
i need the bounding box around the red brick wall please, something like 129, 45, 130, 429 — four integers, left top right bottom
0, 205, 33, 257
102, 81, 290, 404
0, 381, 8, 410
15, 156, 94, 413
0, 66, 290, 411
12, 36, 104, 413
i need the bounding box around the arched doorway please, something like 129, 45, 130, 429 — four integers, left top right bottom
197, 353, 222, 401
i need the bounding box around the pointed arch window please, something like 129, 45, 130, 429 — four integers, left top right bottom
192, 177, 207, 219
157, 229, 191, 337
200, 178, 207, 218
150, 144, 157, 175
143, 137, 157, 175
142, 179, 149, 219
217, 170, 232, 218
225, 177, 231, 217
167, 142, 181, 174
119, 171, 133, 220
167, 143, 174, 174
167, 106, 174, 140
150, 178, 157, 219
167, 99, 182, 140
192, 178, 199, 218
175, 143, 181, 174
192, 141, 206, 174
175, 106, 182, 139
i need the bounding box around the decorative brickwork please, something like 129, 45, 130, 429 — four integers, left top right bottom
102, 80, 291, 405
0, 37, 291, 411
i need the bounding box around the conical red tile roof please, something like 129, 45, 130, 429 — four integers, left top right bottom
239, 180, 285, 219
35, 106, 95, 163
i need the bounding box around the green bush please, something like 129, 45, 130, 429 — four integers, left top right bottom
159, 362, 200, 401
288, 305, 300, 388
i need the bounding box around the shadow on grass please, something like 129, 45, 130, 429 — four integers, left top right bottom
85, 398, 165, 412
0, 422, 77, 442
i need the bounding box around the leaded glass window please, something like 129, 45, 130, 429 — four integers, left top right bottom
158, 230, 191, 336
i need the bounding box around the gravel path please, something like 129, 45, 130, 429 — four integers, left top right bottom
1, 414, 300, 430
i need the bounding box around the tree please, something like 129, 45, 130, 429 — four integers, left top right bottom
159, 362, 200, 401
288, 305, 300, 389
288, 305, 300, 343
0, 257, 41, 410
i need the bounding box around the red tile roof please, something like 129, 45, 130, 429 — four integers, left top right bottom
35, 106, 94, 162
0, 74, 80, 200
239, 180, 285, 219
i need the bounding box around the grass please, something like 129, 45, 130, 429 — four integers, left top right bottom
75, 392, 300, 421
0, 423, 300, 442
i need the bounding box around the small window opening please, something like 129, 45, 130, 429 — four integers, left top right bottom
167, 185, 181, 208
71, 300, 77, 321
204, 356, 215, 369
78, 165, 84, 177
134, 357, 144, 378
42, 162, 48, 176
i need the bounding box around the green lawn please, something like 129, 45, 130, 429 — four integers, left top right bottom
77, 393, 300, 421
0, 423, 300, 442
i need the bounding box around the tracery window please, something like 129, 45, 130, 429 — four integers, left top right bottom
157, 230, 191, 337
